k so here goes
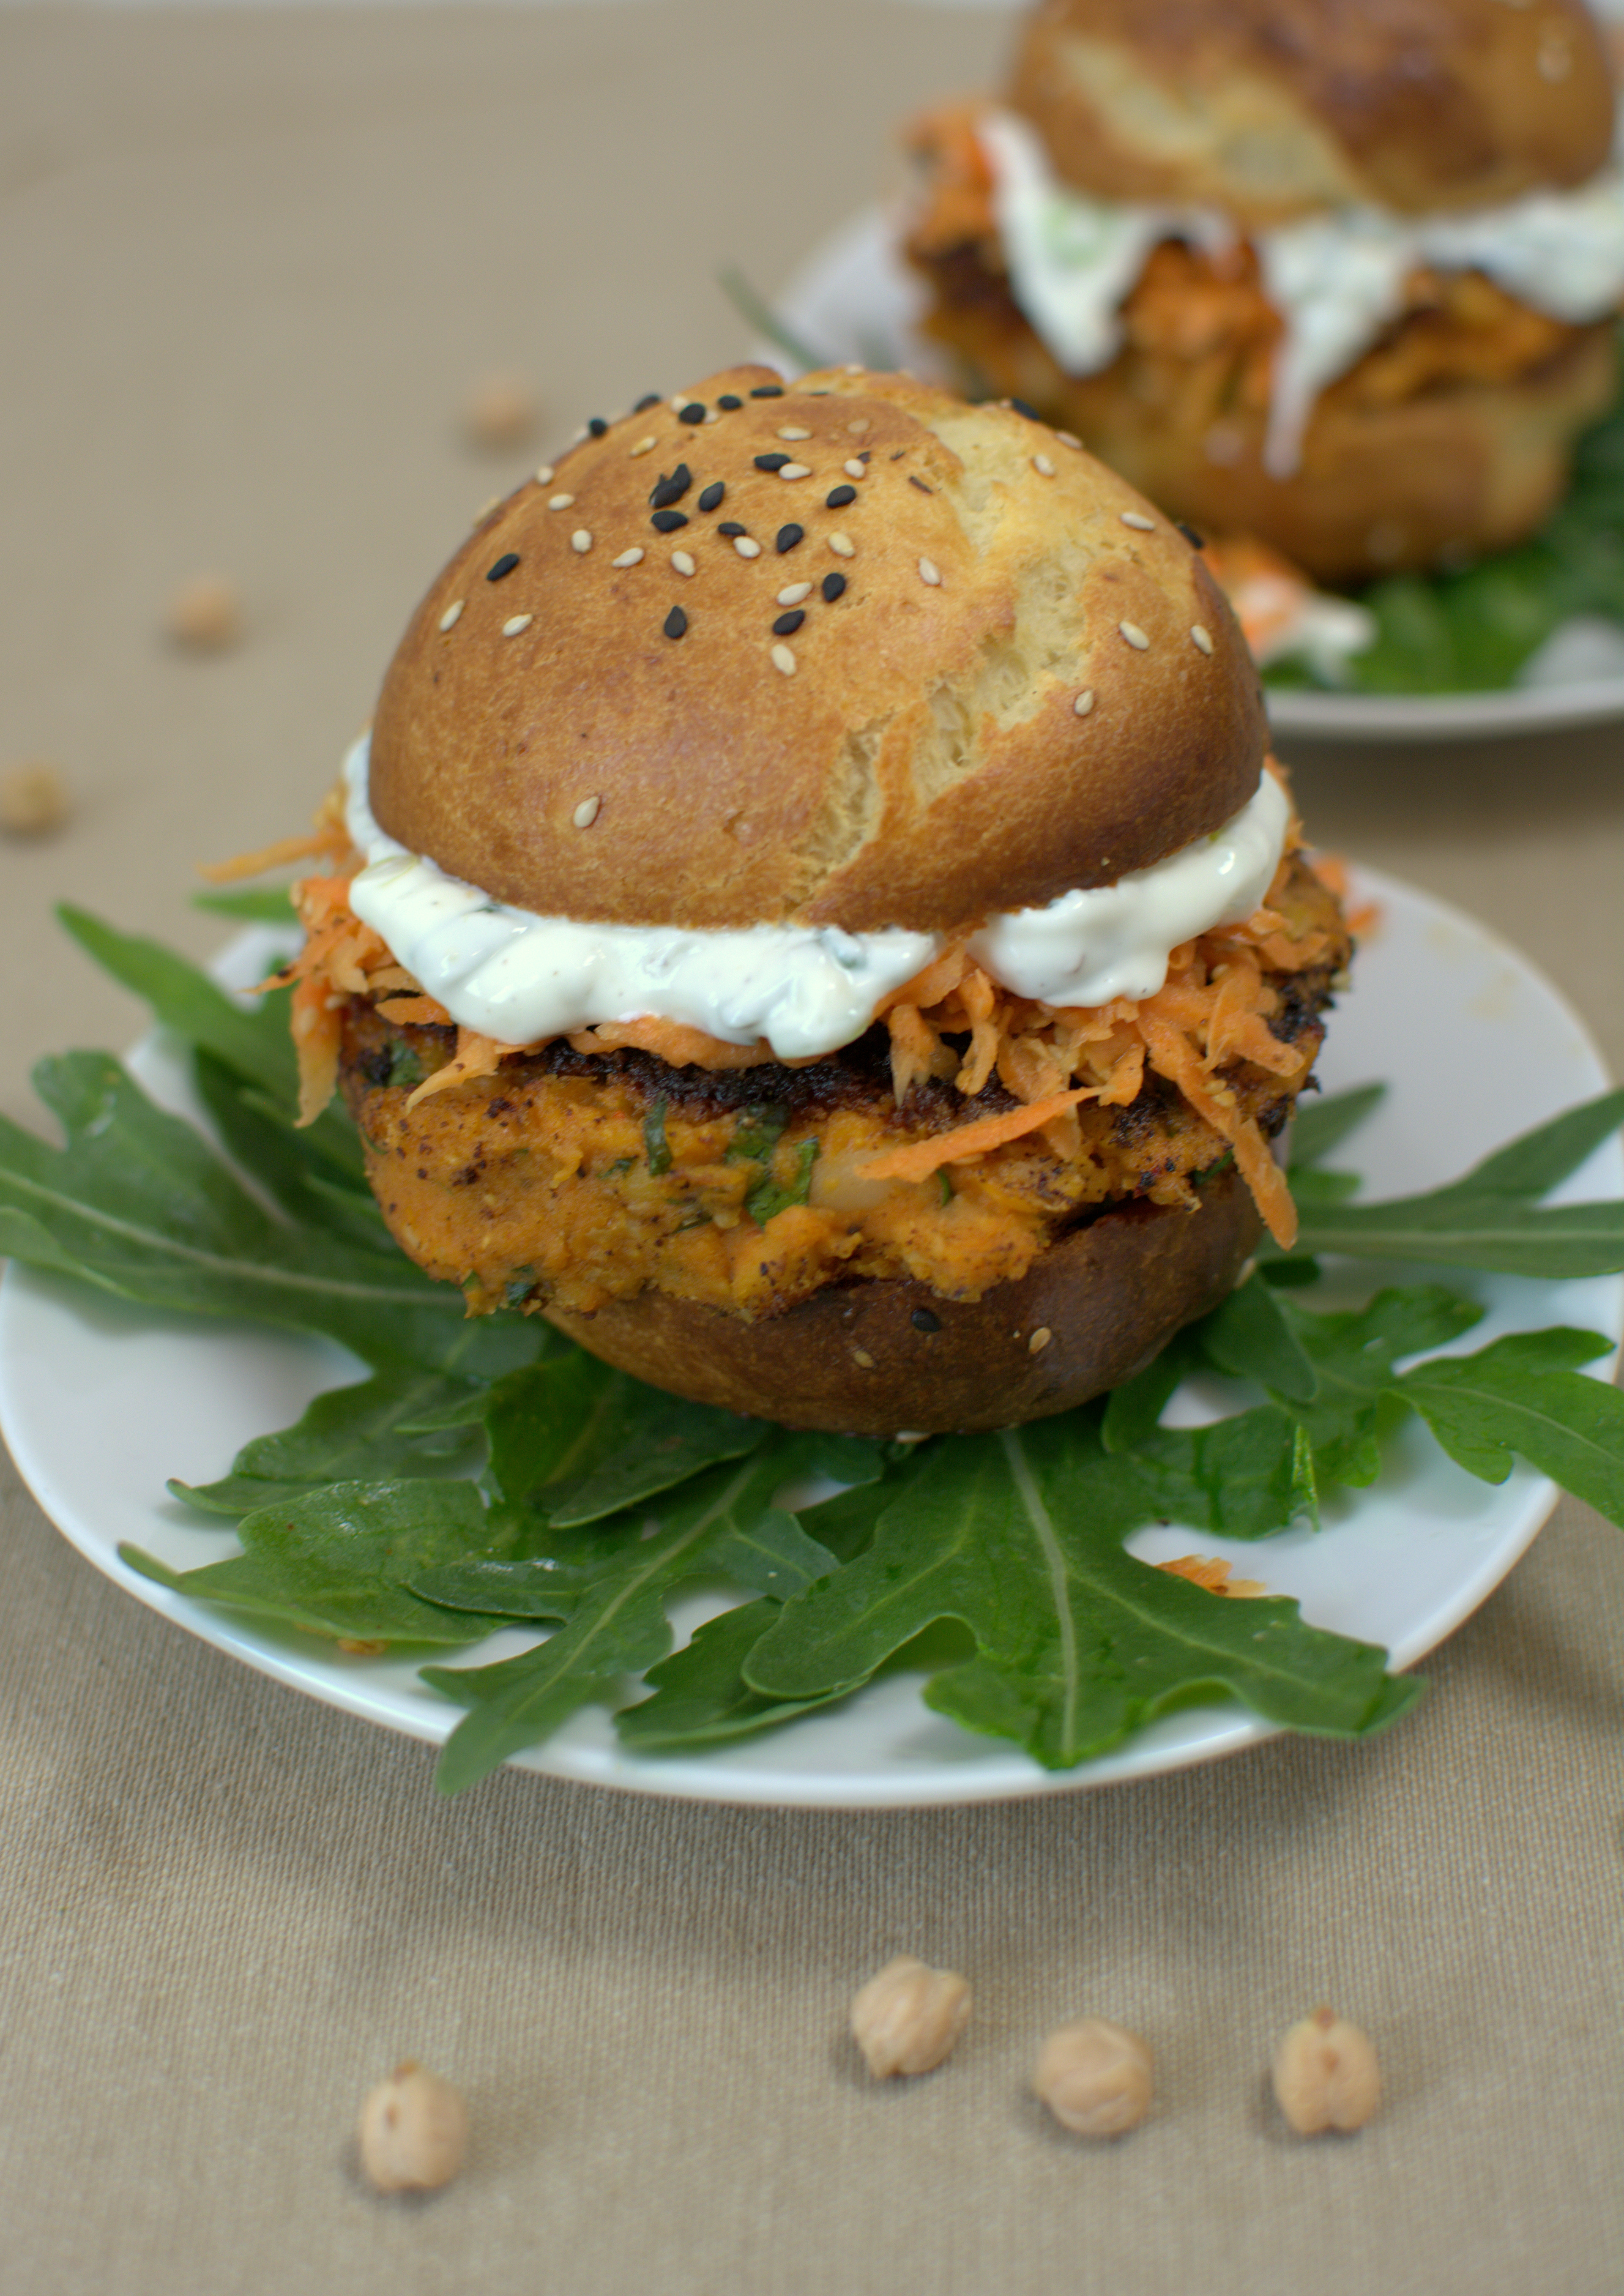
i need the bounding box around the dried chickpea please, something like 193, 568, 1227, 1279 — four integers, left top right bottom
0, 760, 70, 836
1035, 2017, 1154, 2137
850, 1954, 971, 2077
464, 372, 539, 450
1271, 2007, 1381, 2135
358, 2061, 468, 2193
166, 574, 241, 652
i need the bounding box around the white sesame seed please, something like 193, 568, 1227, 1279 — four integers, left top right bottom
1191, 623, 1214, 655
612, 547, 645, 569
671, 549, 696, 576
1073, 689, 1096, 716
471, 495, 502, 525
502, 614, 533, 638
778, 463, 811, 481
828, 532, 855, 558
572, 795, 601, 829
571, 529, 593, 554
548, 493, 575, 511
844, 364, 864, 377
776, 582, 812, 606
1118, 620, 1150, 650
1057, 431, 1083, 449
438, 599, 465, 633
703, 408, 720, 424
1121, 511, 1156, 531
777, 426, 812, 441
843, 460, 866, 480
1538, 35, 1571, 78
1032, 453, 1056, 477
670, 395, 688, 410
846, 417, 870, 434
629, 435, 657, 458
771, 642, 796, 675
734, 536, 762, 560
534, 465, 555, 485
1028, 1326, 1052, 1355
918, 558, 942, 586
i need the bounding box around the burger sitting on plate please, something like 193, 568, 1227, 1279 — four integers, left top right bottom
269, 365, 1349, 1435
903, 0, 1624, 583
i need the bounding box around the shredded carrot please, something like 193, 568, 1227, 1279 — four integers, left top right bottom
377, 993, 453, 1027
404, 1029, 512, 1111
857, 1087, 1100, 1184
566, 1018, 775, 1071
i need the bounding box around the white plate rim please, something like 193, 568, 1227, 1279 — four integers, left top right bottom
0, 866, 1619, 1807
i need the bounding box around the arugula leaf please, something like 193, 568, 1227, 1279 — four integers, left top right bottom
168, 1367, 489, 1517
1444, 1085, 1624, 1200
1397, 1328, 1624, 1525
422, 1444, 838, 1793
1290, 1193, 1624, 1278
1199, 1275, 1319, 1402
58, 905, 298, 1106
482, 1352, 771, 1524
0, 1052, 468, 1369
122, 1479, 529, 1645
192, 886, 299, 924
745, 1418, 1419, 1768
191, 1049, 385, 1248
615, 1602, 850, 1751
1290, 1083, 1386, 1169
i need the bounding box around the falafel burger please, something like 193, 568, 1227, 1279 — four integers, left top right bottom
270, 365, 1349, 1435
905, 0, 1624, 581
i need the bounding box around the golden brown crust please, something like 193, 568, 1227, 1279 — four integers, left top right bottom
368, 365, 1266, 934
1009, 0, 1616, 225
542, 1172, 1261, 1435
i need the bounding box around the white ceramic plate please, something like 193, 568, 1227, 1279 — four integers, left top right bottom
763, 205, 1624, 746
1, 868, 1619, 1805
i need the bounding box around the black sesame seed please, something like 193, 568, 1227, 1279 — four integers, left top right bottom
649, 464, 692, 509
651, 509, 690, 534
909, 475, 934, 494
588, 417, 609, 437
717, 521, 746, 538
772, 609, 806, 636
634, 393, 663, 412
664, 606, 688, 640
1176, 522, 1207, 549
749, 385, 785, 398
485, 552, 521, 582
825, 484, 857, 509
822, 572, 847, 602
697, 481, 725, 513
717, 394, 743, 410
678, 402, 706, 425
775, 524, 804, 554
1010, 397, 1042, 422
910, 1307, 942, 1334
754, 452, 791, 473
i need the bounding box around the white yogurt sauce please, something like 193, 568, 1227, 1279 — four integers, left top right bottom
979, 107, 1624, 478
342, 736, 1288, 1058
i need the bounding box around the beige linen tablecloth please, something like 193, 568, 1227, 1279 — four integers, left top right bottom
1, 10, 1621, 2290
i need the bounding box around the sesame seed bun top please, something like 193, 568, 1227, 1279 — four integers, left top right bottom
1008, 0, 1615, 228
367, 365, 1266, 935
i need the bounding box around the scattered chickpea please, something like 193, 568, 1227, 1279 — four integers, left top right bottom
1271, 2007, 1381, 2135
166, 574, 242, 652
463, 372, 539, 451
850, 1954, 972, 2078
0, 760, 70, 836
357, 2061, 468, 2193
1035, 2017, 1154, 2137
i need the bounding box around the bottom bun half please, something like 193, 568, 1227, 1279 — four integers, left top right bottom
543, 1170, 1260, 1436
